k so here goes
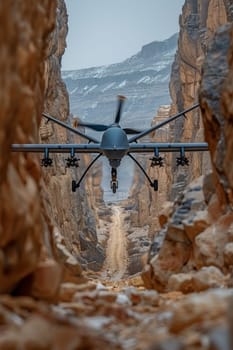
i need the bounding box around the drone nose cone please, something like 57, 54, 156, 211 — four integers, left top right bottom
100, 127, 129, 159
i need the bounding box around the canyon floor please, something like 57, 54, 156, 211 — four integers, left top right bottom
0, 203, 232, 349
100, 205, 128, 282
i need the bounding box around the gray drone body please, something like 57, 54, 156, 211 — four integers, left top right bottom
100, 126, 129, 168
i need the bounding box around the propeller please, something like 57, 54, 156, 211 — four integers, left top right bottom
114, 95, 126, 124
78, 121, 108, 132
77, 95, 143, 134
123, 128, 143, 135
42, 112, 99, 143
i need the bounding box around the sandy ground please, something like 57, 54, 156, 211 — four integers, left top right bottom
101, 205, 128, 281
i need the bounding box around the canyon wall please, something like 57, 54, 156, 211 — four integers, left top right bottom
128, 106, 173, 234
41, 0, 105, 277
168, 0, 231, 198
0, 1, 57, 294
130, 0, 230, 235
0, 0, 104, 297
143, 0, 233, 292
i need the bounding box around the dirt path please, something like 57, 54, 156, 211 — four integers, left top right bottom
101, 205, 128, 281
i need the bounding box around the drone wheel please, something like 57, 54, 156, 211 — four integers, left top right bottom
72, 180, 77, 192
112, 182, 117, 193
153, 179, 158, 191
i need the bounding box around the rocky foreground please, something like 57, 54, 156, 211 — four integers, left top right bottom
0, 192, 232, 350
0, 279, 232, 349
1, 1, 233, 349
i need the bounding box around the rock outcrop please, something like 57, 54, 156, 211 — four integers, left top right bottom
41, 0, 105, 279
142, 174, 233, 291
0, 0, 57, 294
128, 0, 231, 235
200, 23, 233, 209
169, 0, 231, 197
143, 0, 233, 292
0, 0, 105, 299
128, 105, 173, 233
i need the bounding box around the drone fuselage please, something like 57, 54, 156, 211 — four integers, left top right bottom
100, 126, 129, 168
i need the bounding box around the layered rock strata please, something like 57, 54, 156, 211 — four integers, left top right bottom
143, 2, 233, 292
129, 0, 231, 234
0, 0, 57, 294
128, 105, 173, 233
169, 0, 231, 198
0, 0, 105, 298
41, 0, 105, 277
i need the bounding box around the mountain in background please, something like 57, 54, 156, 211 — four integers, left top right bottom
62, 33, 178, 130
62, 33, 178, 201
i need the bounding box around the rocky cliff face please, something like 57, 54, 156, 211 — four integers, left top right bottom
169, 0, 231, 197
143, 0, 233, 292
0, 0, 105, 298
127, 106, 173, 232
41, 0, 105, 278
131, 0, 230, 234
0, 1, 57, 293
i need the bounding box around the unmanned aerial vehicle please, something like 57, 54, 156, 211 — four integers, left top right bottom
11, 96, 209, 193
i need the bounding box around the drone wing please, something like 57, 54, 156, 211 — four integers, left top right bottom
128, 142, 209, 153
11, 143, 102, 154
128, 104, 200, 143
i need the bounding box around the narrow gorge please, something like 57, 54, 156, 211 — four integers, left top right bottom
1, 0, 233, 349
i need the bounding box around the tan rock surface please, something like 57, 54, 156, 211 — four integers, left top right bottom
142, 1, 233, 294
0, 0, 56, 292
0, 285, 231, 349
41, 0, 105, 276
0, 0, 105, 298
130, 0, 230, 236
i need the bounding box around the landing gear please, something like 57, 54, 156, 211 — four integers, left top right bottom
110, 168, 118, 193
128, 153, 159, 192
151, 179, 158, 191
111, 181, 118, 193
72, 180, 78, 192
71, 154, 102, 193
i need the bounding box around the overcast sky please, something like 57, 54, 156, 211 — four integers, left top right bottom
62, 0, 184, 71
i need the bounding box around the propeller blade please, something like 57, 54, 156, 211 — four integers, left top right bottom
78, 122, 109, 132
123, 128, 143, 134
114, 95, 126, 124
42, 113, 99, 144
